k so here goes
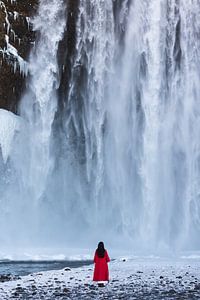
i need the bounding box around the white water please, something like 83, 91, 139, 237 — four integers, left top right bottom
65, 0, 115, 225
0, 0, 66, 247
18, 0, 66, 201
1, 0, 200, 254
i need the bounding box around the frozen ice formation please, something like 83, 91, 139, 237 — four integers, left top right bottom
0, 109, 21, 163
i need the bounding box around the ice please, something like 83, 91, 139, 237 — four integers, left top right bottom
13, 11, 19, 20
0, 109, 21, 163
4, 35, 28, 75
0, 2, 28, 76
0, 1, 11, 34
26, 17, 31, 29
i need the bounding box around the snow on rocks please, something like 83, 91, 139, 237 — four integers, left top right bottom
2, 34, 28, 76
0, 1, 10, 34
0, 0, 29, 76
0, 257, 200, 299
0, 109, 21, 163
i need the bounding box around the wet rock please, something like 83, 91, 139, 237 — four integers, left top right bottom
89, 285, 98, 290
112, 279, 119, 282
12, 291, 19, 297
15, 286, 24, 292
31, 285, 37, 289
194, 284, 200, 290
168, 289, 176, 294
0, 274, 20, 282
0, 0, 38, 111
64, 267, 71, 271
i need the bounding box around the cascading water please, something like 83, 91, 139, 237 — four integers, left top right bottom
63, 0, 115, 225
1, 0, 200, 254
0, 0, 66, 247
18, 0, 66, 202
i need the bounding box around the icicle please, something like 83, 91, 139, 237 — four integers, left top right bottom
1, 35, 28, 76
26, 17, 30, 29
0, 1, 11, 34
13, 11, 19, 20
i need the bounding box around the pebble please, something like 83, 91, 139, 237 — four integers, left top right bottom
0, 264, 200, 299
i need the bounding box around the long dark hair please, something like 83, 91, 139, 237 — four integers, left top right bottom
96, 241, 105, 258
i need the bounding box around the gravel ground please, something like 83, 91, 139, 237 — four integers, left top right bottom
0, 257, 200, 299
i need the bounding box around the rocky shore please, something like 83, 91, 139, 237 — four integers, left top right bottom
0, 258, 200, 299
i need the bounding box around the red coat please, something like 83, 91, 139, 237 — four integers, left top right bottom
93, 250, 110, 281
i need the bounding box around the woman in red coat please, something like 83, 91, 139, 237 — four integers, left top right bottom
93, 241, 110, 283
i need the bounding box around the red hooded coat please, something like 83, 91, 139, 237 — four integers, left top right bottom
93, 250, 110, 281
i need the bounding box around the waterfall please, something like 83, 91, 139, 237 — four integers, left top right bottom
0, 0, 66, 247
1, 0, 200, 253
18, 0, 66, 201
63, 0, 115, 225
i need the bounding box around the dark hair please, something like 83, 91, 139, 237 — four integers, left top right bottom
96, 241, 105, 258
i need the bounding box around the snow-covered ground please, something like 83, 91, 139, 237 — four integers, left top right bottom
0, 109, 21, 163
0, 256, 200, 299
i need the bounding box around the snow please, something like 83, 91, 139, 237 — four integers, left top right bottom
0, 109, 21, 163
13, 11, 19, 21
0, 1, 10, 34
0, 1, 28, 76
26, 17, 31, 29
4, 35, 28, 75
0, 256, 200, 299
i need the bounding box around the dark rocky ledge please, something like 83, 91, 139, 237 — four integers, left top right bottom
0, 0, 38, 112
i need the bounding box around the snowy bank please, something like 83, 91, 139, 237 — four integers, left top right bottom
0, 109, 21, 163
0, 257, 200, 299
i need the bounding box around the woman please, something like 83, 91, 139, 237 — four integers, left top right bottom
93, 241, 110, 284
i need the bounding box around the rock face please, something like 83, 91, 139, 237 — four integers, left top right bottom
0, 0, 38, 112
0, 0, 80, 114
